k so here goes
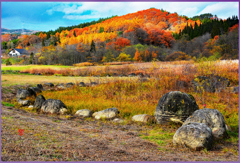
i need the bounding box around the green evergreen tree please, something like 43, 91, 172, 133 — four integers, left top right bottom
211, 24, 221, 38
29, 52, 34, 64
90, 40, 96, 53
42, 39, 45, 47
73, 30, 76, 37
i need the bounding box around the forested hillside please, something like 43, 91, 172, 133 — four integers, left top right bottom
1, 8, 239, 65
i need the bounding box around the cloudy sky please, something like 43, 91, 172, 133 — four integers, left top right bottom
1, 1, 239, 31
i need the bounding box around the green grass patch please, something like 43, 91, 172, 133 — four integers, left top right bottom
140, 129, 174, 146
1, 101, 15, 107
1, 65, 73, 72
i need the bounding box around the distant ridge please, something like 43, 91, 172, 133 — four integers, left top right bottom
1, 28, 40, 35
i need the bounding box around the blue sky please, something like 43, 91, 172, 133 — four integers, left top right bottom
1, 2, 239, 32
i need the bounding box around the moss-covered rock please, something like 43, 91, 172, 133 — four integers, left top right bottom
154, 91, 199, 124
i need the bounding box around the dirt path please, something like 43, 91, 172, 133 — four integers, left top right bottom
1, 85, 239, 161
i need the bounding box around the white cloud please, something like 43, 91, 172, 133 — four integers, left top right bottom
198, 2, 239, 19
47, 2, 239, 20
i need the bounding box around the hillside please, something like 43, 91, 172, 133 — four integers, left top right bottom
58, 8, 200, 48
1, 8, 239, 64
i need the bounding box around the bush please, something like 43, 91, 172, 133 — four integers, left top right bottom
5, 58, 12, 66
165, 51, 191, 61
73, 62, 94, 67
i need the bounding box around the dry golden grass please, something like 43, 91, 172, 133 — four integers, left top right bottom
0, 74, 139, 87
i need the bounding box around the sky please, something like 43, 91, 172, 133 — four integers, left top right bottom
1, 1, 239, 32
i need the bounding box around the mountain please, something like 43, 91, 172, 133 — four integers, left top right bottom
1, 28, 40, 35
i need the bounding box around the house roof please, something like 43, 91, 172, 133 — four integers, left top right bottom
11, 49, 29, 54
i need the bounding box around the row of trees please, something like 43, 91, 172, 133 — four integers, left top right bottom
173, 15, 239, 40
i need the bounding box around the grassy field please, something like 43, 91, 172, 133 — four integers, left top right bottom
1, 65, 73, 71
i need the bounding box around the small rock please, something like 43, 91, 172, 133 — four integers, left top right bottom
29, 87, 42, 93
66, 82, 75, 88
112, 118, 124, 123
28, 105, 33, 108
173, 122, 213, 151
79, 82, 86, 87
232, 86, 239, 93
56, 84, 66, 90
43, 83, 54, 87
75, 109, 93, 117
60, 108, 68, 114
93, 107, 119, 120
132, 114, 156, 123
17, 99, 30, 106
37, 84, 44, 90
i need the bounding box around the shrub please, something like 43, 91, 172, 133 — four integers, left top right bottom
5, 58, 12, 66
165, 51, 191, 61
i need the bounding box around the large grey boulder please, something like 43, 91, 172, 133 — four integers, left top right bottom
183, 109, 227, 139
16, 89, 34, 100
173, 122, 213, 151
33, 95, 46, 109
192, 76, 230, 93
75, 109, 92, 117
155, 91, 199, 124
132, 114, 156, 123
93, 108, 119, 120
41, 99, 67, 114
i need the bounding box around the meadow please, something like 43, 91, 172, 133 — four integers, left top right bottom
1, 60, 239, 158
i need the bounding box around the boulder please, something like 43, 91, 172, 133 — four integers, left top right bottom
37, 84, 44, 90
29, 87, 42, 93
43, 83, 54, 87
232, 86, 239, 93
75, 109, 93, 117
16, 89, 33, 100
155, 91, 199, 124
128, 73, 136, 77
93, 108, 119, 120
79, 82, 86, 87
26, 88, 37, 97
173, 122, 213, 151
192, 76, 230, 93
183, 109, 227, 139
91, 82, 98, 85
132, 114, 156, 123
41, 99, 67, 114
66, 82, 75, 88
33, 95, 46, 109
17, 99, 30, 106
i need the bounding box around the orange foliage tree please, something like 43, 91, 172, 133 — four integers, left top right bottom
134, 49, 142, 61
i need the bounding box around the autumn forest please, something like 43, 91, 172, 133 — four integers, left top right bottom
1, 8, 239, 65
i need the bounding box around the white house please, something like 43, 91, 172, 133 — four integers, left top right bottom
8, 49, 29, 57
